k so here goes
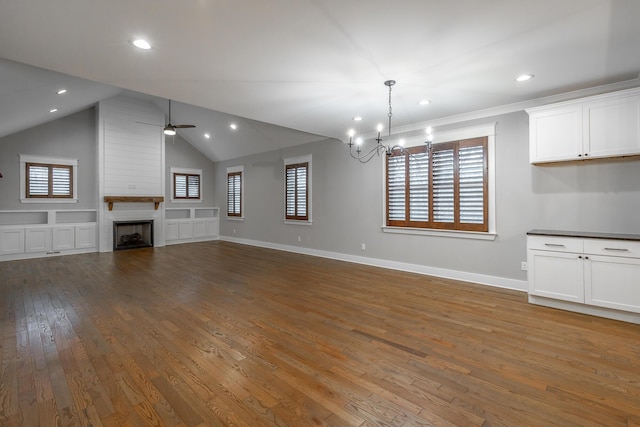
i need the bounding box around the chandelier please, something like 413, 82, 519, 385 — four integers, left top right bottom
347, 80, 433, 163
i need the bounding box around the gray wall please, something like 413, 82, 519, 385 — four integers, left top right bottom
0, 108, 97, 210
213, 110, 640, 283
165, 134, 216, 207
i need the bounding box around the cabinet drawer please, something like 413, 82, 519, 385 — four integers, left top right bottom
584, 239, 640, 258
527, 236, 583, 253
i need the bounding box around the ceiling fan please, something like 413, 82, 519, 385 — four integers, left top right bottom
163, 99, 195, 136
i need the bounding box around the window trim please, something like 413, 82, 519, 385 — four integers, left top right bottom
226, 165, 244, 220
170, 167, 202, 203
283, 154, 312, 224
382, 123, 496, 240
19, 154, 78, 204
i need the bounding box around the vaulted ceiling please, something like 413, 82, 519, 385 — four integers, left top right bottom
1, 0, 640, 162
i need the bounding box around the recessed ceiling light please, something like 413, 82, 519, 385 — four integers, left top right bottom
49, 108, 58, 113
132, 39, 152, 50
516, 73, 534, 82
353, 116, 363, 122
418, 99, 431, 106
56, 89, 67, 95
204, 133, 210, 139
230, 123, 237, 130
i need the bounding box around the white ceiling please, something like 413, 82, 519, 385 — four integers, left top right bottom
1, 0, 640, 162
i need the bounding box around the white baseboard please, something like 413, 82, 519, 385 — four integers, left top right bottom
220, 236, 527, 292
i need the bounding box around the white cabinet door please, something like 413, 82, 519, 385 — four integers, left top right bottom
178, 221, 193, 239
585, 255, 640, 313
205, 219, 219, 238
529, 105, 583, 163
584, 94, 640, 159
165, 221, 179, 241
0, 228, 25, 255
193, 220, 208, 238
75, 224, 96, 249
528, 250, 584, 303
53, 226, 75, 251
25, 227, 52, 253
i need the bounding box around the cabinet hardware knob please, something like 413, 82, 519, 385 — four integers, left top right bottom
585, 256, 589, 260
584, 153, 589, 157
578, 256, 583, 259
578, 154, 582, 157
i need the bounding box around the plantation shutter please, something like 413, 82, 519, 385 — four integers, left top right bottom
387, 153, 406, 222
52, 166, 71, 196
227, 172, 241, 216
285, 162, 308, 220
174, 173, 200, 199
187, 175, 200, 198
408, 147, 429, 222
26, 163, 72, 198
459, 140, 486, 225
27, 164, 50, 197
431, 144, 455, 224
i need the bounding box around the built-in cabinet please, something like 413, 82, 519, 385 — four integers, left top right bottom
527, 87, 640, 163
165, 207, 219, 245
0, 210, 97, 261
527, 231, 640, 323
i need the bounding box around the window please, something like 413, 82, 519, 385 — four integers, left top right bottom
284, 155, 311, 222
170, 167, 202, 201
386, 136, 488, 232
226, 166, 243, 218
19, 154, 78, 203
26, 163, 73, 198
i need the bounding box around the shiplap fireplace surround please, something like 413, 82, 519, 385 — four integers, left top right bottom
97, 95, 167, 252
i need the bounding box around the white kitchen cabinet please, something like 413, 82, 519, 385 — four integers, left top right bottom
527, 232, 640, 322
165, 221, 179, 241
527, 87, 640, 163
528, 250, 584, 303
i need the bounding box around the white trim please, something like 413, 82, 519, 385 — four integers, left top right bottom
220, 236, 527, 292
170, 166, 202, 202
19, 154, 78, 203
283, 220, 312, 226
382, 226, 496, 241
226, 165, 244, 219
283, 154, 312, 223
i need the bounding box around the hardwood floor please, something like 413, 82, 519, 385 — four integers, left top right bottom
1, 241, 639, 426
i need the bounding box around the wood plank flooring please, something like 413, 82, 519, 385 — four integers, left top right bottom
1, 241, 639, 426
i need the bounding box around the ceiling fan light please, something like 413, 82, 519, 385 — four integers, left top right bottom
163, 126, 176, 136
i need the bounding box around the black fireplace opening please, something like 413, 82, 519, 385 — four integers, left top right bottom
113, 220, 154, 250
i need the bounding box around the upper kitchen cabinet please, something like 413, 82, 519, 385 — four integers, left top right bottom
527, 87, 640, 164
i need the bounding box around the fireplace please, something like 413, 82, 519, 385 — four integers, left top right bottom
113, 220, 154, 250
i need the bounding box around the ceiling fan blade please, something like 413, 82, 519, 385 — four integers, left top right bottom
174, 124, 196, 129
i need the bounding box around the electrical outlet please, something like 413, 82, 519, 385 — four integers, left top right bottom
361, 243, 366, 251
298, 236, 302, 242
521, 261, 528, 271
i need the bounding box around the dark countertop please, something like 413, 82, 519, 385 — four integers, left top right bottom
527, 229, 640, 241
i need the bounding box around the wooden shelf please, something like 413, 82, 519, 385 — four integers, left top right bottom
104, 196, 164, 211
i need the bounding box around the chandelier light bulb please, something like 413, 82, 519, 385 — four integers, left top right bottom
356, 137, 363, 146
348, 129, 355, 137
377, 123, 383, 132
398, 139, 405, 147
